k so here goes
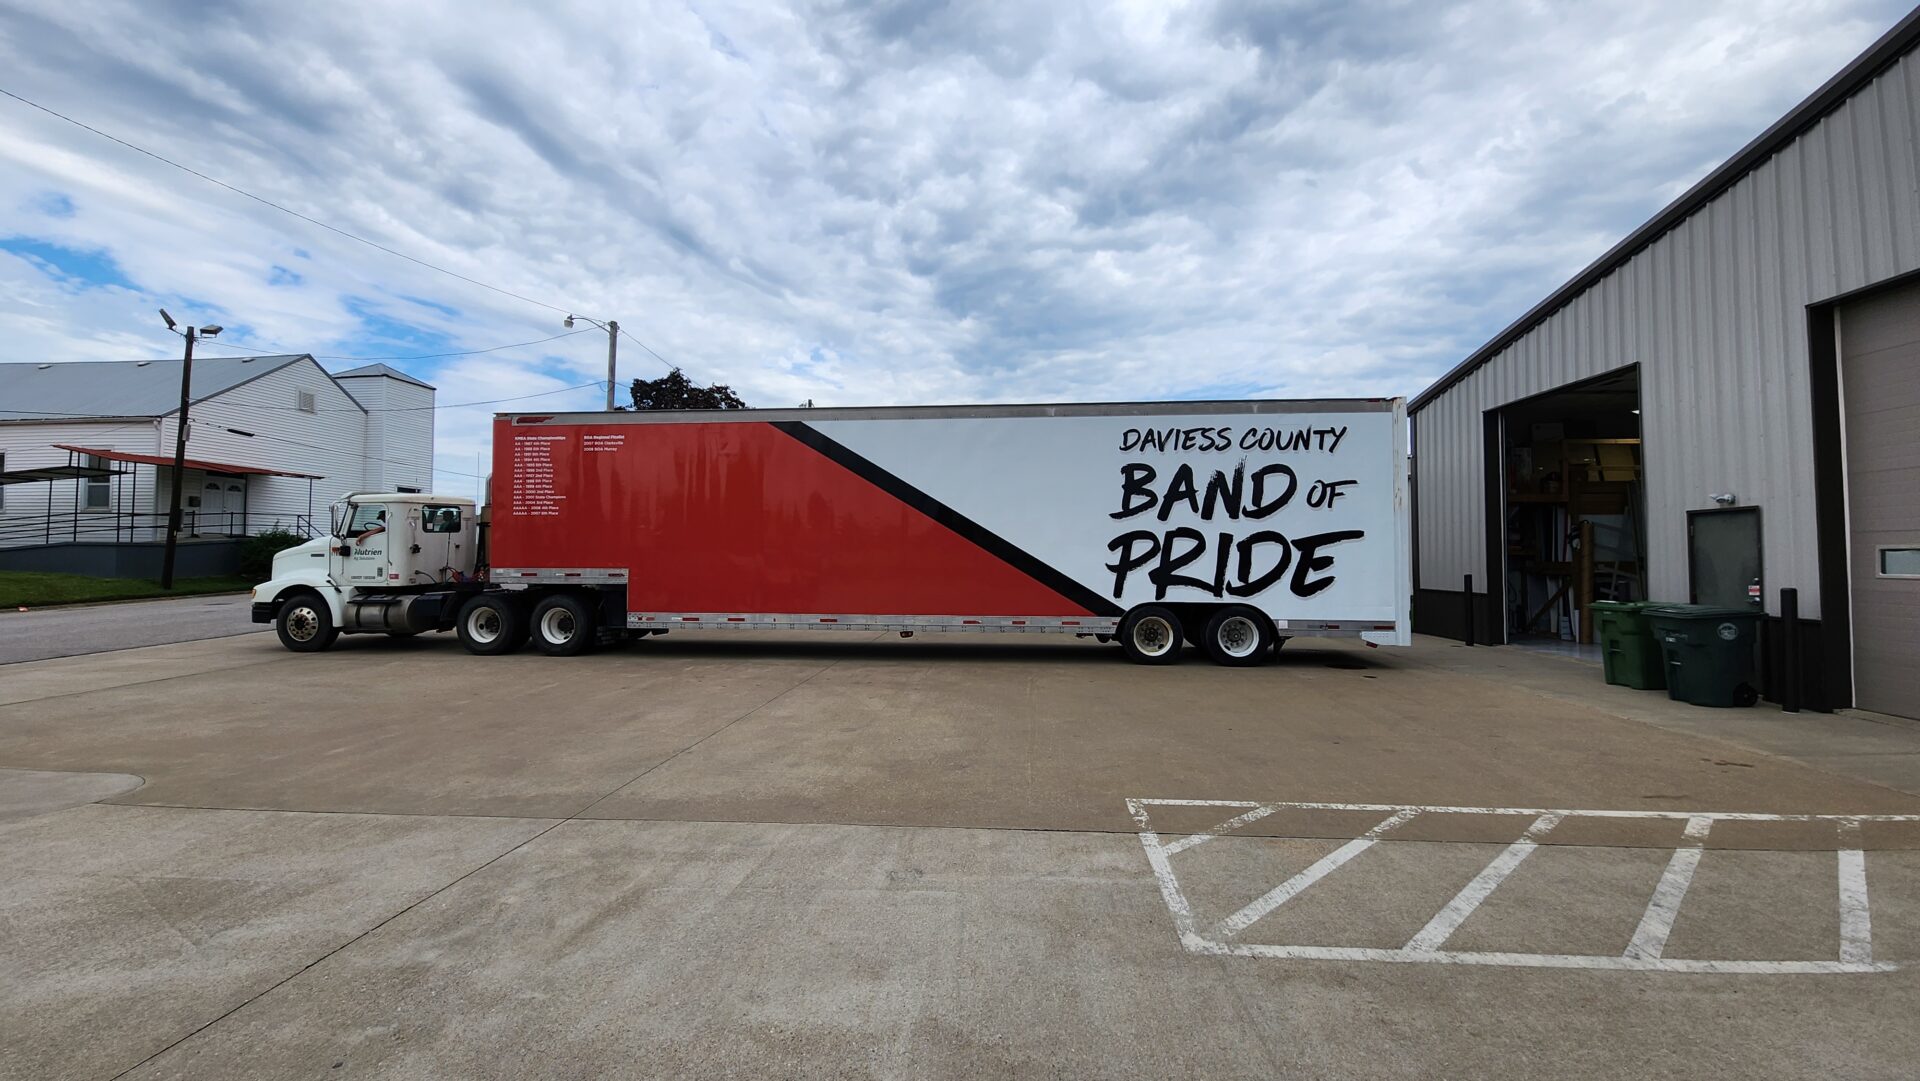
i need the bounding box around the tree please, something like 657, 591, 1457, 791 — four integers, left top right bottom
627, 368, 749, 411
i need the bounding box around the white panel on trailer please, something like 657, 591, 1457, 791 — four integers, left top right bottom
811, 404, 1408, 637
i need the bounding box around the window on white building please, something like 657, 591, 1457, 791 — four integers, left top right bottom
84, 455, 110, 510
297, 389, 316, 413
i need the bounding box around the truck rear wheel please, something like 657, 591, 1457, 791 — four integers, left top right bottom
1120, 606, 1184, 665
530, 594, 596, 657
275, 592, 338, 653
456, 594, 524, 656
1203, 606, 1274, 667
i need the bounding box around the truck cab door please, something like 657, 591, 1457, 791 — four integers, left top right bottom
337, 502, 392, 588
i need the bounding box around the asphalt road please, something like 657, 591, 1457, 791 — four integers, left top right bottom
7, 631, 1920, 1079
0, 593, 261, 665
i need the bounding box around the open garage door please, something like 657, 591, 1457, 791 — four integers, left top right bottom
1839, 284, 1920, 719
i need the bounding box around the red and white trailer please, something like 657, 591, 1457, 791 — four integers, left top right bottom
253, 399, 1409, 665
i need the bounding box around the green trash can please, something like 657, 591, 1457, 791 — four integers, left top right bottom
1591, 600, 1666, 690
1644, 605, 1763, 707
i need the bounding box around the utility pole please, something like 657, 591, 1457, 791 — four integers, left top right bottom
605, 319, 619, 411
157, 310, 221, 588
565, 315, 621, 410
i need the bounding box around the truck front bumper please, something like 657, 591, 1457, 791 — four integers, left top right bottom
250, 601, 277, 624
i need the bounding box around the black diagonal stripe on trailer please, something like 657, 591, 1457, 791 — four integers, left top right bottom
771, 420, 1123, 618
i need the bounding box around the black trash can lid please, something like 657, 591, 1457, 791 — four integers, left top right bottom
1644, 604, 1762, 619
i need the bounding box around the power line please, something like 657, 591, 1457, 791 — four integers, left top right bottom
618, 326, 677, 371
223, 425, 488, 480
0, 380, 610, 419
252, 380, 610, 414
191, 327, 593, 362
2, 85, 702, 388
0, 85, 574, 316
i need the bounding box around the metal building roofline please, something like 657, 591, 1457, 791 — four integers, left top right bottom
1407, 6, 1920, 415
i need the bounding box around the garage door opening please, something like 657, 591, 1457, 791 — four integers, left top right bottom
1495, 367, 1644, 648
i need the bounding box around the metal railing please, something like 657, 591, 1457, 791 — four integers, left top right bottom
0, 509, 250, 548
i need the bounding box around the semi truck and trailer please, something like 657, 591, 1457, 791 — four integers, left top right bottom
250, 398, 1410, 665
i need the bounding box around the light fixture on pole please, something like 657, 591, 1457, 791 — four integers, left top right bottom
157, 310, 221, 589
565, 314, 619, 411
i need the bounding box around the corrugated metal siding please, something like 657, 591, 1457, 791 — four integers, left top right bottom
0, 420, 160, 536
338, 373, 436, 491
158, 358, 371, 532
1416, 52, 1920, 620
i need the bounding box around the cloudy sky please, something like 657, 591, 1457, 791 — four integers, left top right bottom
0, 0, 1910, 492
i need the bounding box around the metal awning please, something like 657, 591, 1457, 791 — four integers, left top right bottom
52, 444, 325, 480
0, 463, 126, 485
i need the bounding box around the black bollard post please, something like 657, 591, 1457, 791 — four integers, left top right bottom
1780, 587, 1801, 714
1464, 574, 1475, 647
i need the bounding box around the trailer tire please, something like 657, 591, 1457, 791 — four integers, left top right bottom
530, 593, 596, 657
1202, 606, 1273, 667
456, 594, 524, 656
1120, 606, 1184, 665
275, 592, 338, 652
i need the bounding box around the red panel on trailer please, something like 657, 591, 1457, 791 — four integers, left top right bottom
491, 419, 1089, 616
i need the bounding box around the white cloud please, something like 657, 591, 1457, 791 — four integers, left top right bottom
0, 0, 1909, 490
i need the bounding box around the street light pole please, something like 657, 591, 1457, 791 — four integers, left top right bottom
157, 310, 222, 589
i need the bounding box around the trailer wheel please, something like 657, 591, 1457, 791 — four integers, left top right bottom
1120, 606, 1184, 665
456, 594, 524, 656
530, 593, 596, 657
1202, 606, 1274, 667
275, 592, 338, 653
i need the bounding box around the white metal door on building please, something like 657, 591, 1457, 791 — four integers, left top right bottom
1839, 284, 1920, 719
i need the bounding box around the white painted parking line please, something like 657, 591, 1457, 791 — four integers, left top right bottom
1163, 803, 1281, 856
1214, 808, 1419, 939
1838, 819, 1874, 965
1127, 798, 1920, 974
1624, 815, 1712, 961
1405, 812, 1561, 953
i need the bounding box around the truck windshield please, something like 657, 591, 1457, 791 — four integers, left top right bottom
346, 504, 386, 537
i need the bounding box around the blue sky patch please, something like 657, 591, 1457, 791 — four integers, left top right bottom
30, 192, 75, 218
0, 235, 136, 289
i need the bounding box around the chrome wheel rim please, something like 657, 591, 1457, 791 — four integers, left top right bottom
539, 607, 576, 643
285, 606, 320, 643
1216, 615, 1261, 658
1131, 615, 1175, 657
467, 607, 502, 644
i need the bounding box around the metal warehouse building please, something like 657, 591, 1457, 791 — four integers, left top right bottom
1410, 10, 1920, 719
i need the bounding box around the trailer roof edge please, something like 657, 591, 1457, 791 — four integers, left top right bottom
498, 397, 1404, 425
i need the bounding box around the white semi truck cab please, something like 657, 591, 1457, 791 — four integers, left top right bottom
251, 493, 485, 650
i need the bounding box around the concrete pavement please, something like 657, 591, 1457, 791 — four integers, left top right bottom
0, 593, 259, 665
6, 630, 1920, 1078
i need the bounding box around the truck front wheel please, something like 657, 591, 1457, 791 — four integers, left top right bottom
457, 594, 524, 656
276, 592, 338, 653
1120, 606, 1184, 665
530, 593, 596, 657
